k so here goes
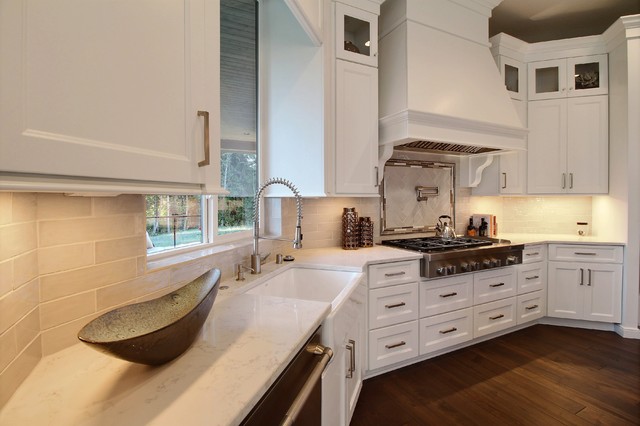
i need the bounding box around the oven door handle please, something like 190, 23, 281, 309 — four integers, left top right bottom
281, 344, 333, 426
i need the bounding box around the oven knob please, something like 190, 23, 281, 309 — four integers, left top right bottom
460, 262, 469, 272
492, 259, 501, 267
436, 267, 447, 276
471, 261, 480, 271
447, 265, 456, 275
482, 260, 491, 269
506, 255, 518, 265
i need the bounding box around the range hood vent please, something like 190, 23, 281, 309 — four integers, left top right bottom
396, 141, 501, 156
377, 0, 527, 166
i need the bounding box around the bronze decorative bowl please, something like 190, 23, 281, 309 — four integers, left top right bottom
78, 268, 221, 366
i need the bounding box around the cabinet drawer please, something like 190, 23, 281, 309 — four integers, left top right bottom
368, 321, 419, 370
517, 262, 546, 294
369, 283, 419, 329
523, 244, 546, 264
517, 291, 546, 325
420, 275, 473, 317
548, 244, 623, 263
419, 308, 473, 355
473, 268, 517, 305
473, 297, 517, 338
368, 260, 420, 289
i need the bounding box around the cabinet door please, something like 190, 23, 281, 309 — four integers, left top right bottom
582, 264, 622, 323
500, 99, 527, 194
335, 2, 378, 67
547, 262, 583, 319
0, 0, 219, 186
527, 99, 567, 194
566, 96, 609, 194
567, 55, 608, 97
345, 282, 366, 424
528, 59, 567, 100
498, 56, 526, 101
335, 60, 379, 194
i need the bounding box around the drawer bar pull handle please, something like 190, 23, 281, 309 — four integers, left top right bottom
525, 304, 539, 311
385, 302, 406, 309
489, 314, 505, 320
526, 252, 539, 257
439, 327, 458, 335
574, 252, 596, 256
525, 275, 539, 280
384, 271, 406, 277
439, 292, 458, 298
385, 341, 406, 349
489, 283, 505, 288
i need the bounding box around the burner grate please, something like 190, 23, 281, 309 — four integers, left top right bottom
382, 237, 493, 253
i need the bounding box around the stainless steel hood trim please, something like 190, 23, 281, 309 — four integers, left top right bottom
379, 109, 528, 153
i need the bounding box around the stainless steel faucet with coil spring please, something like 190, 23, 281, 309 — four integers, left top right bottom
251, 177, 303, 274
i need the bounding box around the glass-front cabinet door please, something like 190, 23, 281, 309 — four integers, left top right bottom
567, 54, 608, 97
498, 56, 526, 100
528, 54, 608, 100
528, 59, 567, 100
335, 2, 378, 67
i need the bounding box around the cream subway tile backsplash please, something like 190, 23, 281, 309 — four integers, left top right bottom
38, 243, 94, 275
36, 193, 92, 220
40, 292, 96, 330
0, 260, 12, 297
0, 222, 37, 261
0, 337, 41, 408
96, 269, 171, 311
39, 258, 138, 302
92, 194, 144, 216
0, 193, 11, 226
10, 193, 37, 223
38, 216, 138, 248
12, 251, 38, 289
0, 280, 39, 335
14, 308, 40, 354
95, 236, 145, 264
0, 328, 17, 373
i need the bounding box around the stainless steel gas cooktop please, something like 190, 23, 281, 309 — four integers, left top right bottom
382, 237, 524, 279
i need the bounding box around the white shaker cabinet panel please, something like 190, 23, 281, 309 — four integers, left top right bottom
335, 60, 379, 194
0, 0, 221, 190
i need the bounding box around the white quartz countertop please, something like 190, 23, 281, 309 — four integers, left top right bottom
0, 245, 414, 426
0, 293, 330, 426
498, 233, 625, 246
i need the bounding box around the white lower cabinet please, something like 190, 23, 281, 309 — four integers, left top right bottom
547, 244, 623, 323
419, 308, 473, 355
473, 268, 517, 305
473, 297, 517, 338
368, 321, 419, 370
516, 291, 546, 324
368, 283, 419, 329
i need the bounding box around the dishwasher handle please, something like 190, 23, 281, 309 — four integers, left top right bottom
281, 344, 333, 426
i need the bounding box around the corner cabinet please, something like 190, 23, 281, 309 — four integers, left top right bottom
528, 55, 608, 100
0, 0, 223, 193
261, 0, 381, 197
547, 244, 623, 323
527, 95, 608, 194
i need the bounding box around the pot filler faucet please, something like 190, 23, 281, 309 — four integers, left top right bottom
251, 177, 303, 274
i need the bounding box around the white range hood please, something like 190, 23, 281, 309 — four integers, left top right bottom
378, 0, 527, 164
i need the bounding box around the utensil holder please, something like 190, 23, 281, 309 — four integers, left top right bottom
359, 217, 374, 248
342, 207, 359, 250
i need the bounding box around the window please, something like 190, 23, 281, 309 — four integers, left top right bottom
146, 0, 258, 254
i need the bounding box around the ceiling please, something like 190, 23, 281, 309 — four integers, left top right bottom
489, 0, 640, 43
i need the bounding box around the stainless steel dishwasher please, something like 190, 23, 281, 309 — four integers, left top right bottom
241, 327, 333, 426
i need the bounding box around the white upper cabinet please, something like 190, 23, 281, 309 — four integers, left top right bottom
528, 54, 608, 100
498, 56, 527, 101
261, 0, 381, 197
527, 96, 608, 194
0, 0, 222, 193
336, 2, 378, 67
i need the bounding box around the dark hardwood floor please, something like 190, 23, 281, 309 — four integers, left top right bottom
351, 325, 640, 425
